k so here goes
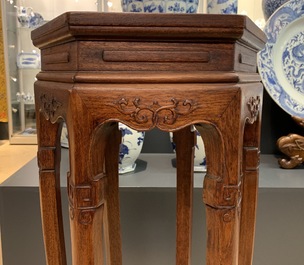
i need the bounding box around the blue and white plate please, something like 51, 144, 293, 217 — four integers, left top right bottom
257, 0, 304, 118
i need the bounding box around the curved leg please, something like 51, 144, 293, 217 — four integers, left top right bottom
68, 121, 99, 264
68, 119, 121, 265
36, 111, 67, 265
173, 126, 195, 265
196, 113, 243, 264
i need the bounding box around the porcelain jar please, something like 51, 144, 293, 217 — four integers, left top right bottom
15, 6, 44, 28
15, 6, 31, 27
121, 0, 199, 13
61, 123, 145, 174
207, 0, 238, 14
169, 128, 206, 172
118, 123, 145, 174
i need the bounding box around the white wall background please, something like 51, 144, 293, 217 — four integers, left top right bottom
239, 0, 264, 24
16, 0, 101, 21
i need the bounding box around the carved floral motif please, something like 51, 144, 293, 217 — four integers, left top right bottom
40, 94, 62, 120
246, 96, 260, 124
111, 97, 198, 126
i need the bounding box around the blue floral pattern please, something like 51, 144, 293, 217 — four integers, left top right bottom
257, 0, 304, 118
119, 124, 145, 174
282, 33, 304, 95
207, 0, 237, 14
122, 0, 198, 13
61, 123, 145, 174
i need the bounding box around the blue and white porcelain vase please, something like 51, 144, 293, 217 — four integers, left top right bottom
261, 0, 289, 20
15, 6, 44, 28
169, 129, 206, 172
121, 0, 199, 13
119, 123, 145, 174
207, 0, 238, 14
60, 123, 145, 174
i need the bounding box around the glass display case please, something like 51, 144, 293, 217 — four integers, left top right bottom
1, 0, 102, 144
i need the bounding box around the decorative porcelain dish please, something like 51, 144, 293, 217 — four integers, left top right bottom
257, 0, 304, 118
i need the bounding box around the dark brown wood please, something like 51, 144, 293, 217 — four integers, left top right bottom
32, 12, 266, 265
35, 110, 67, 265
239, 99, 263, 265
174, 126, 195, 265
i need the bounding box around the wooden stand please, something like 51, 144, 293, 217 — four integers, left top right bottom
31, 12, 266, 265
277, 116, 304, 169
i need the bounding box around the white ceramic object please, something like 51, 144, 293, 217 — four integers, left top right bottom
60, 123, 145, 174
207, 0, 238, 14
16, 6, 31, 27
121, 0, 199, 13
257, 0, 304, 118
17, 52, 40, 69
61, 123, 69, 148
169, 128, 206, 172
119, 123, 145, 174
15, 6, 44, 28
28, 11, 44, 28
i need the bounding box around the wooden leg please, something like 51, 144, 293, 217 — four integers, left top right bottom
36, 112, 67, 265
173, 126, 195, 265
196, 119, 242, 265
68, 121, 122, 265
68, 122, 105, 265
238, 120, 261, 265
238, 159, 258, 265
205, 206, 240, 265
104, 123, 122, 265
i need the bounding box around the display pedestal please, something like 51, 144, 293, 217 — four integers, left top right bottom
1, 151, 304, 265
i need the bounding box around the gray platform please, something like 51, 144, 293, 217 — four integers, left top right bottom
1, 150, 304, 265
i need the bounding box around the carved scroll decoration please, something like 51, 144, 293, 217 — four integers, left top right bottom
40, 94, 62, 120
246, 96, 260, 124
111, 97, 198, 126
